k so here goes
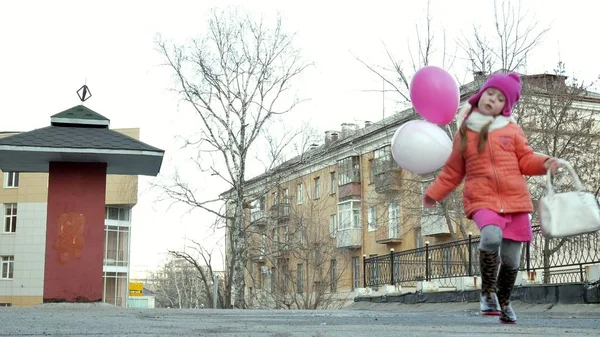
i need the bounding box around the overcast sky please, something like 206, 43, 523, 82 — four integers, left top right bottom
1, 0, 598, 277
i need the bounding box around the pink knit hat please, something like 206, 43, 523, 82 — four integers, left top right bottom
467, 72, 522, 116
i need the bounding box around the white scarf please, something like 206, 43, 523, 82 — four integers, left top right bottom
465, 111, 515, 133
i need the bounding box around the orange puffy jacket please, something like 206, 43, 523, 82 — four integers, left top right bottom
425, 123, 548, 218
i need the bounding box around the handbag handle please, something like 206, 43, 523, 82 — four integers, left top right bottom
545, 159, 585, 196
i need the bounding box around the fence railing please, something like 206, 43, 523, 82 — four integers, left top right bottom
364, 226, 600, 288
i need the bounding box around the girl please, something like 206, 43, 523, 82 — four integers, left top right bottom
423, 72, 560, 324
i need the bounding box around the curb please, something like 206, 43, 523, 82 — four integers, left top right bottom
354, 282, 600, 305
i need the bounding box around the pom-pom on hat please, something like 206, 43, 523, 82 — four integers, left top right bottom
467, 72, 522, 116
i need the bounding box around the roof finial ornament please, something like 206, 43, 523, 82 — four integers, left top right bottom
77, 79, 92, 103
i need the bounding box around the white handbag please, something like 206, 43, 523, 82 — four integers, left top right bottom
538, 160, 600, 238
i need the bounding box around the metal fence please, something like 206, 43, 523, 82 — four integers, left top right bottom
364, 226, 600, 288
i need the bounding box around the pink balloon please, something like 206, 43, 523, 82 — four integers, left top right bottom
410, 66, 460, 125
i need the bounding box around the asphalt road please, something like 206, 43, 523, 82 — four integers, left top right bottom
1, 302, 599, 336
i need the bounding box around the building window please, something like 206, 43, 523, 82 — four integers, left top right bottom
388, 202, 400, 238
105, 207, 130, 221
298, 223, 305, 245
338, 200, 361, 230
1, 256, 14, 279
3, 172, 19, 188
283, 188, 289, 200
329, 172, 336, 194
368, 206, 377, 232
103, 271, 128, 307
373, 146, 393, 176
282, 263, 290, 292
330, 259, 337, 292
352, 257, 360, 289
296, 183, 303, 204
329, 215, 337, 237
105, 224, 130, 267
314, 177, 321, 199
0, 303, 11, 307
415, 226, 423, 249
3, 204, 17, 233
250, 196, 266, 223
260, 234, 267, 256
272, 191, 279, 206
338, 156, 360, 185
297, 263, 304, 293
284, 224, 290, 248
368, 159, 375, 184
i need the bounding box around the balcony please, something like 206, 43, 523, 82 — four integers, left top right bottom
270, 199, 291, 220
420, 214, 450, 236
336, 228, 362, 248
250, 210, 267, 226
270, 241, 291, 257
374, 169, 402, 194
338, 182, 361, 201
375, 223, 403, 244
251, 251, 267, 263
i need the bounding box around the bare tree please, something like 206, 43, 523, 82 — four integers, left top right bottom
149, 257, 209, 308
245, 180, 353, 310
355, 0, 456, 108
154, 8, 310, 308
458, 0, 550, 74
168, 241, 226, 308
514, 63, 600, 282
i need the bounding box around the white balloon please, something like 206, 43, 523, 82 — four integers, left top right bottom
390, 120, 453, 175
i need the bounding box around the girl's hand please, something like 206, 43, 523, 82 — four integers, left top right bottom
544, 157, 562, 174
423, 195, 436, 208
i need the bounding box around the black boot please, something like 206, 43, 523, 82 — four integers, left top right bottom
497, 264, 519, 324
479, 250, 500, 315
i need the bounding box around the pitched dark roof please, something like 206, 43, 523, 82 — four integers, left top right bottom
0, 126, 163, 153
51, 105, 109, 121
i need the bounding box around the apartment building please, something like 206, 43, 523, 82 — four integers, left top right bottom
222, 71, 600, 308
0, 119, 147, 307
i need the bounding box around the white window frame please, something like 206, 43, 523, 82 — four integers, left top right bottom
415, 226, 423, 249
329, 214, 337, 237
1, 256, 14, 279
105, 207, 131, 221
388, 202, 400, 237
283, 188, 289, 199
296, 183, 303, 205
338, 200, 361, 230
3, 172, 19, 188
329, 172, 336, 194
368, 206, 377, 232
338, 156, 360, 186
3, 203, 17, 234
373, 146, 393, 176
314, 177, 321, 199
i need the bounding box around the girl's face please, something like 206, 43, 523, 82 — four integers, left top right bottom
477, 88, 506, 116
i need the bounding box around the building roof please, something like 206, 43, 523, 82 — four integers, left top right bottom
52, 105, 110, 121
0, 125, 162, 152
51, 105, 110, 127
0, 105, 164, 176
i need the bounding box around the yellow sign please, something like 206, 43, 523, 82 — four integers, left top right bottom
129, 282, 144, 297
